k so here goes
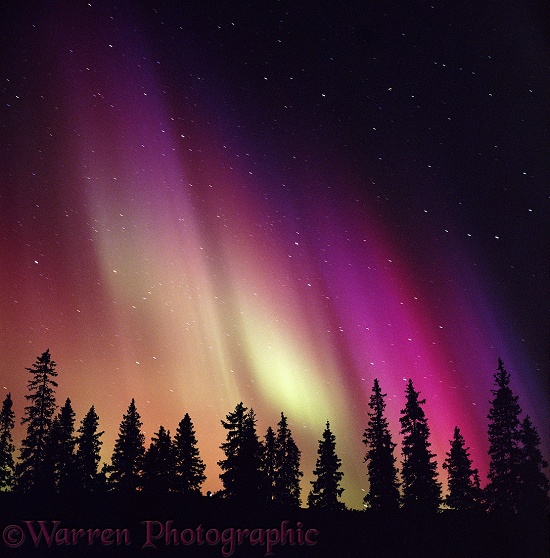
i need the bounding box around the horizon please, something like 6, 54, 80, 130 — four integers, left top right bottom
3, 349, 547, 509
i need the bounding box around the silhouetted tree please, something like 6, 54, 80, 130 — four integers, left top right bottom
173, 413, 206, 495
308, 421, 344, 510
17, 349, 58, 492
443, 426, 482, 510
261, 426, 277, 501
43, 398, 78, 493
400, 379, 441, 512
0, 393, 16, 491
517, 415, 549, 513
109, 399, 145, 493
219, 402, 247, 499
143, 425, 175, 493
218, 403, 263, 501
485, 358, 522, 512
240, 408, 264, 501
363, 378, 400, 511
274, 412, 303, 506
75, 406, 104, 492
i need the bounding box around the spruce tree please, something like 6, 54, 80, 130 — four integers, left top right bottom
240, 408, 264, 502
218, 403, 263, 501
307, 421, 344, 510
109, 399, 145, 493
0, 393, 16, 491
17, 349, 58, 492
442, 426, 482, 510
43, 398, 77, 493
219, 402, 248, 499
75, 406, 104, 492
517, 415, 549, 513
173, 413, 206, 495
485, 358, 522, 512
142, 426, 175, 494
274, 412, 303, 507
261, 426, 277, 501
399, 379, 441, 512
363, 379, 400, 511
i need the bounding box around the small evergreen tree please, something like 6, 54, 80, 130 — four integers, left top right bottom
399, 379, 441, 512
109, 399, 145, 493
0, 393, 16, 491
485, 358, 522, 512
274, 412, 303, 506
261, 426, 277, 501
17, 349, 58, 492
363, 379, 400, 511
517, 415, 549, 513
307, 421, 344, 510
443, 426, 482, 510
43, 398, 77, 493
143, 426, 175, 494
173, 413, 206, 495
75, 406, 104, 492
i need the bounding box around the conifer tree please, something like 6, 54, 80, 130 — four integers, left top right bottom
173, 413, 206, 495
240, 408, 265, 501
43, 398, 77, 493
308, 421, 344, 510
485, 358, 522, 512
517, 415, 549, 513
75, 406, 104, 492
218, 403, 263, 501
442, 426, 482, 510
143, 426, 175, 494
261, 426, 277, 501
109, 399, 145, 493
363, 379, 400, 511
0, 393, 16, 491
399, 379, 441, 512
219, 402, 248, 499
274, 412, 303, 506
17, 349, 58, 492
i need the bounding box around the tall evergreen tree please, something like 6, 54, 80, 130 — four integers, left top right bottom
261, 426, 277, 502
173, 413, 206, 495
142, 426, 175, 494
0, 393, 16, 491
274, 412, 303, 506
363, 379, 400, 511
517, 415, 549, 513
307, 421, 344, 510
109, 399, 145, 493
240, 408, 264, 501
219, 402, 248, 499
17, 349, 58, 492
75, 406, 104, 492
485, 358, 522, 512
442, 426, 482, 510
218, 403, 263, 501
399, 379, 441, 512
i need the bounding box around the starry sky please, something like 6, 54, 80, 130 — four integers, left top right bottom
0, 0, 548, 509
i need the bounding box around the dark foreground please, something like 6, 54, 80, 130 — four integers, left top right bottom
0, 493, 548, 558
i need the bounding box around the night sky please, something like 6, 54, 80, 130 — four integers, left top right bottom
0, 0, 548, 510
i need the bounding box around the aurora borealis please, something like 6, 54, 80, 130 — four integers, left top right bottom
0, 1, 548, 509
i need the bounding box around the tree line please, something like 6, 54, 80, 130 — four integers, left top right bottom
0, 350, 548, 513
